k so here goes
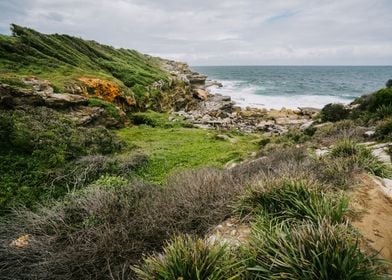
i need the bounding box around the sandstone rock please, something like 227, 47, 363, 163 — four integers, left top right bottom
22, 76, 53, 94
364, 131, 376, 138
193, 89, 209, 101
297, 107, 320, 117
371, 147, 391, 164
315, 148, 329, 157
205, 80, 223, 88
300, 120, 314, 131
43, 93, 88, 108
187, 73, 207, 85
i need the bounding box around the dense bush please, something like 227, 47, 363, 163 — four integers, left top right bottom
133, 235, 242, 280
354, 88, 392, 113
246, 218, 383, 279
386, 79, 392, 88
320, 103, 349, 122
0, 106, 124, 211
375, 118, 392, 140
0, 167, 245, 279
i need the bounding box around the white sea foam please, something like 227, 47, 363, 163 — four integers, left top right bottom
208, 80, 352, 110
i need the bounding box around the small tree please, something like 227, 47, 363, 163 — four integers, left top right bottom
386, 79, 392, 88
320, 103, 349, 122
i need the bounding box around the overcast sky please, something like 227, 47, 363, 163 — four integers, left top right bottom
0, 0, 391, 65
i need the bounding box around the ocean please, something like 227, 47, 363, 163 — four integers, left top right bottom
192, 66, 392, 110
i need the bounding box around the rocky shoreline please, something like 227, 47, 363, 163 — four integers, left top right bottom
0, 58, 320, 134
163, 59, 318, 134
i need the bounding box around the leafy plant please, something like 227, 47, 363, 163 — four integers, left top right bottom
133, 235, 242, 280
320, 103, 349, 122
330, 139, 392, 178
246, 218, 384, 280
237, 178, 348, 224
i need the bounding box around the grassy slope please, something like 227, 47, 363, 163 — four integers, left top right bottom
118, 127, 262, 183
0, 24, 168, 96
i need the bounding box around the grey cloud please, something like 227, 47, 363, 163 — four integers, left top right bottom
0, 0, 391, 65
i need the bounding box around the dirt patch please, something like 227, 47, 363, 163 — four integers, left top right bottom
350, 173, 392, 271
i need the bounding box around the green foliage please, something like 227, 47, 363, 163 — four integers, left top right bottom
246, 218, 384, 280
130, 110, 191, 128
386, 79, 392, 88
312, 120, 366, 146
88, 98, 122, 121
354, 88, 392, 113
237, 179, 348, 224
330, 140, 392, 178
133, 235, 242, 280
0, 107, 123, 212
320, 103, 349, 122
375, 118, 392, 140
0, 24, 169, 102
376, 104, 392, 119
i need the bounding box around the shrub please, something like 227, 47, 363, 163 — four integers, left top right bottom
237, 178, 348, 224
133, 235, 242, 280
88, 97, 122, 121
0, 106, 124, 211
0, 180, 161, 279
0, 167, 245, 279
386, 79, 392, 88
312, 120, 366, 146
245, 219, 384, 280
320, 103, 349, 122
375, 118, 392, 140
130, 110, 190, 128
50, 152, 148, 192
330, 140, 392, 178
354, 88, 392, 113
376, 104, 392, 119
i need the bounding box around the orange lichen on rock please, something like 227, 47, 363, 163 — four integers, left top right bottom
78, 77, 135, 106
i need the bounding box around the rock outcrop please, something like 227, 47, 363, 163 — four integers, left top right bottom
0, 79, 123, 128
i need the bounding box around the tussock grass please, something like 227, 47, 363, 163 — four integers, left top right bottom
237, 178, 348, 224
246, 218, 385, 280
133, 235, 243, 280
331, 139, 392, 178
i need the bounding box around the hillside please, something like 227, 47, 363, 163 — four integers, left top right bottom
0, 25, 207, 114
0, 24, 168, 101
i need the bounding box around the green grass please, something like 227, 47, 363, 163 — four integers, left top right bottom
117, 126, 261, 183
